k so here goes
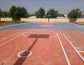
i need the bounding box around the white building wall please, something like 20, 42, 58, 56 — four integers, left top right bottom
21, 18, 69, 23
0, 17, 84, 23
0, 18, 13, 21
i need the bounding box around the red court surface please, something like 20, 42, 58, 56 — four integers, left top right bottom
0, 29, 84, 65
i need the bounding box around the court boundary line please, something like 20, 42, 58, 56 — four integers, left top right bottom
0, 32, 18, 42
80, 51, 84, 53
56, 33, 71, 65
0, 32, 23, 48
63, 33, 84, 61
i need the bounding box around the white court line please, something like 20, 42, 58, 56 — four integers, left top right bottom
0, 34, 20, 48
17, 49, 32, 58
56, 33, 71, 65
0, 32, 18, 42
63, 33, 84, 61
79, 51, 84, 53
0, 32, 23, 48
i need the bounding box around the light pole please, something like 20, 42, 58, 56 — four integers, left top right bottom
47, 14, 50, 22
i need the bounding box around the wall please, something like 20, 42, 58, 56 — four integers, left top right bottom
0, 18, 84, 23
76, 18, 84, 23
21, 18, 69, 23
0, 18, 13, 22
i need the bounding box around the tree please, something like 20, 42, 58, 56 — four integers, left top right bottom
68, 8, 81, 22
1, 11, 10, 17
0, 9, 2, 23
0, 9, 2, 17
0, 8, 10, 17
13, 7, 28, 21
9, 6, 17, 18
9, 6, 28, 22
46, 9, 58, 18
35, 8, 45, 18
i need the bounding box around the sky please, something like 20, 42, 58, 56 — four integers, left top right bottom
0, 0, 84, 14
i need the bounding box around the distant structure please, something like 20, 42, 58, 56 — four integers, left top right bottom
64, 14, 68, 18
81, 14, 84, 18
57, 14, 66, 18
28, 16, 36, 19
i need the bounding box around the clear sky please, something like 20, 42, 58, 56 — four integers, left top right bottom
0, 0, 84, 14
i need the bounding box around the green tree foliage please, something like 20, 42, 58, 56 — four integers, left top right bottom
0, 9, 2, 17
0, 10, 10, 24
68, 8, 81, 22
46, 9, 58, 18
1, 11, 10, 17
68, 8, 81, 18
0, 8, 10, 17
35, 8, 45, 18
10, 6, 17, 18
0, 9, 2, 22
9, 6, 28, 21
